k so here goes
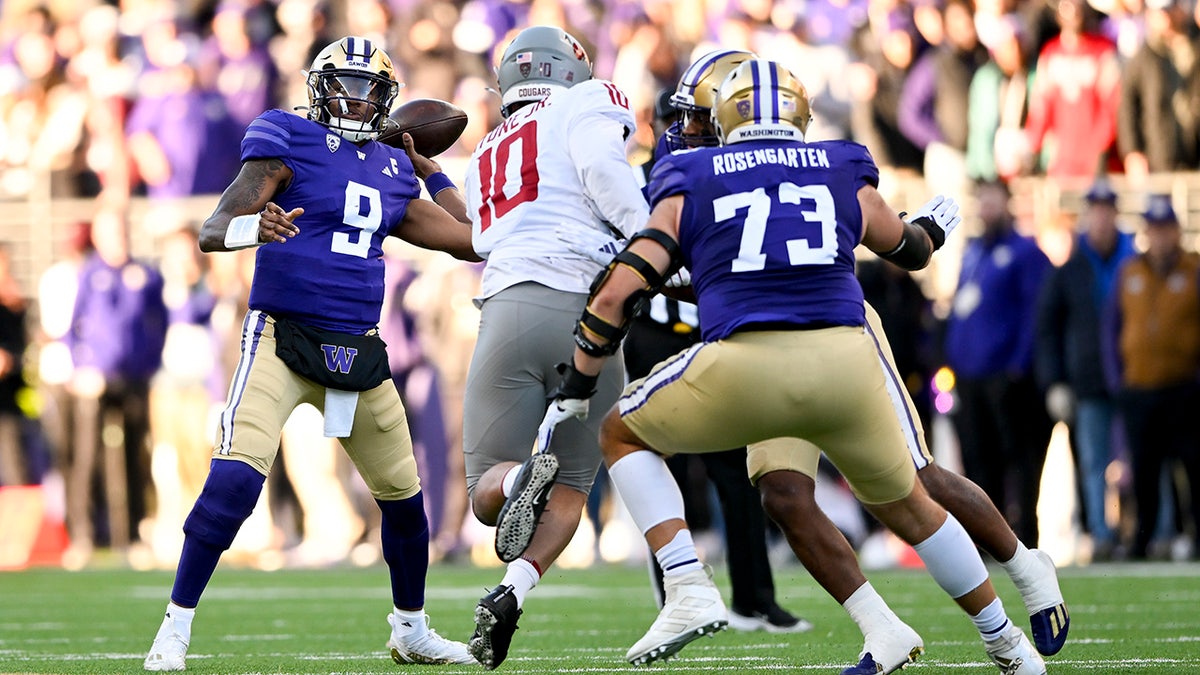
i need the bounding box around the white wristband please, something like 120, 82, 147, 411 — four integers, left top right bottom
224, 214, 264, 250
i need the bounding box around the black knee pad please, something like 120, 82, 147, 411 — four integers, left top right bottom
183, 459, 266, 550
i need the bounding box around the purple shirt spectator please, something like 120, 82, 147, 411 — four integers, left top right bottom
67, 253, 168, 383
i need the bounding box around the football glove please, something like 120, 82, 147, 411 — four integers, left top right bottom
537, 361, 597, 451
555, 226, 626, 266
905, 195, 961, 250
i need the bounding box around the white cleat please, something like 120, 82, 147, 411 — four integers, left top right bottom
842, 621, 924, 674
386, 612, 477, 665
986, 623, 1048, 675
626, 567, 728, 666
144, 613, 189, 672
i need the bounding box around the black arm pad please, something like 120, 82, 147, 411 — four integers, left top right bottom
551, 361, 598, 400
878, 219, 934, 271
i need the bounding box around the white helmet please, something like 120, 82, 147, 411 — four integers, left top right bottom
495, 26, 592, 118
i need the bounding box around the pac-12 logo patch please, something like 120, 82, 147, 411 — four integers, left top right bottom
326, 133, 341, 153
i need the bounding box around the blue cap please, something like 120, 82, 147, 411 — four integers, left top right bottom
1084, 179, 1117, 204
1142, 194, 1178, 224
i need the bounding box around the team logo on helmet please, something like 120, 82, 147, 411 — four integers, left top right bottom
520, 63, 531, 77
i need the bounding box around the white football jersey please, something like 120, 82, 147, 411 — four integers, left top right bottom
465, 78, 649, 301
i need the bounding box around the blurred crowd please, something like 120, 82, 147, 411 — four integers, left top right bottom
1, 0, 1200, 571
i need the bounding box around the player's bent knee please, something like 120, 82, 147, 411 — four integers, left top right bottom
183, 458, 266, 550
758, 470, 817, 523
598, 410, 640, 464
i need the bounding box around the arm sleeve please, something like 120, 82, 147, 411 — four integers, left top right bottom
565, 94, 649, 239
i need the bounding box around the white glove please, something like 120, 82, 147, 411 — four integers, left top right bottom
907, 195, 961, 248
536, 397, 589, 452
555, 226, 626, 266
1045, 383, 1075, 423
665, 266, 691, 288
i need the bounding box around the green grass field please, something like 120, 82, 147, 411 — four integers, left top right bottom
1, 560, 1198, 674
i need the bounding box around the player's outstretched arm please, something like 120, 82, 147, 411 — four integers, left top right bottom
859, 186, 960, 271
401, 132, 470, 225
394, 198, 482, 262
199, 158, 299, 252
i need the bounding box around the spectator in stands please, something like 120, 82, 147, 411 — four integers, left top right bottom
63, 204, 168, 563
945, 179, 1054, 548
1105, 194, 1200, 560
848, 5, 924, 172
35, 222, 92, 502
898, 0, 989, 194
146, 223, 219, 565
125, 15, 242, 198
0, 243, 28, 485
1024, 0, 1121, 184
197, 2, 280, 132
1035, 179, 1136, 561
967, 14, 1033, 181
1117, 0, 1200, 182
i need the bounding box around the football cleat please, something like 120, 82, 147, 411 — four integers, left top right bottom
626, 567, 728, 666
727, 605, 814, 634
1015, 549, 1070, 655
494, 453, 559, 563
985, 623, 1047, 675
469, 584, 523, 670
386, 613, 475, 665
144, 612, 189, 672
843, 622, 924, 674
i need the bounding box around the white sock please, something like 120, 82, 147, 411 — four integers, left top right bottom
608, 451, 685, 535
971, 597, 1011, 642
158, 603, 194, 641
1000, 541, 1034, 582
500, 557, 541, 608
655, 529, 703, 577
843, 582, 901, 636
392, 607, 427, 636
501, 465, 522, 498
166, 602, 194, 627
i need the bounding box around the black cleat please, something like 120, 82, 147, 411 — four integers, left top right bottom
469, 584, 522, 670
494, 453, 558, 563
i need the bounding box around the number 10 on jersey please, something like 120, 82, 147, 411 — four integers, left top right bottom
477, 121, 540, 232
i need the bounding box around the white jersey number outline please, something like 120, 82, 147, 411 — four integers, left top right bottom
714, 183, 838, 273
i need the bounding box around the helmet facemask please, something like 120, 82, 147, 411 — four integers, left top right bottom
305, 37, 400, 142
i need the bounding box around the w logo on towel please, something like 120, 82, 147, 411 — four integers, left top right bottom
321, 344, 359, 374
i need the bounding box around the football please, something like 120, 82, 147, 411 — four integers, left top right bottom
377, 98, 468, 157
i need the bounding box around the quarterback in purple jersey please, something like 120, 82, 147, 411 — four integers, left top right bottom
144, 37, 480, 672
541, 59, 1049, 674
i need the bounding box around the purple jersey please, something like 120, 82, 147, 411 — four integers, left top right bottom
647, 138, 878, 342
241, 109, 421, 333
